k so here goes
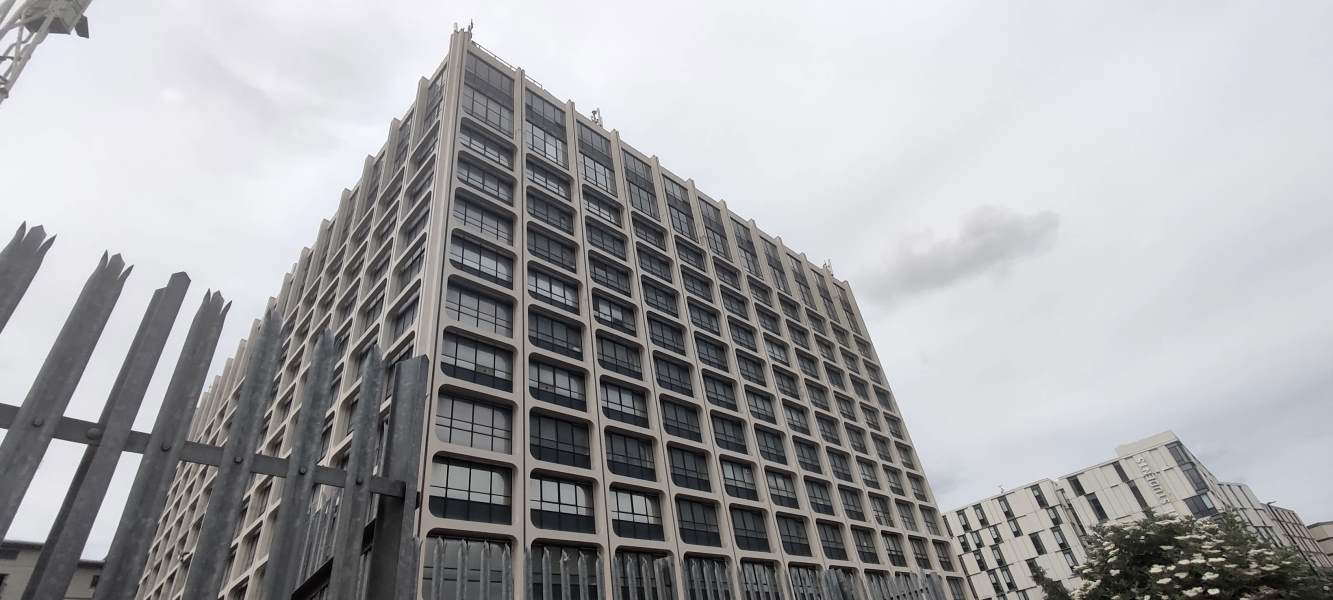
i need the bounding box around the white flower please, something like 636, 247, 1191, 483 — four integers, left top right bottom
1149, 565, 1165, 574
1183, 589, 1202, 598
1207, 590, 1220, 596
1111, 570, 1121, 576
1156, 578, 1173, 585
1175, 572, 1189, 579
1202, 573, 1218, 581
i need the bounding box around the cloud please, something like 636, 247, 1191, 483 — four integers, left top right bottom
868, 205, 1060, 302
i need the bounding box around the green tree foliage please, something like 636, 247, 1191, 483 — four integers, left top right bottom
1068, 512, 1330, 599
1031, 564, 1074, 600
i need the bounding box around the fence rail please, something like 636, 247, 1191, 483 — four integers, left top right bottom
0, 223, 426, 600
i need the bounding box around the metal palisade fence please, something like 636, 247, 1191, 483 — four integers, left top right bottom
0, 223, 427, 600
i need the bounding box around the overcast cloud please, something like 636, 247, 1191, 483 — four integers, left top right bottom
1, 1, 1331, 558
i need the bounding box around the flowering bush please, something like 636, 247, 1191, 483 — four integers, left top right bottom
1054, 511, 1330, 600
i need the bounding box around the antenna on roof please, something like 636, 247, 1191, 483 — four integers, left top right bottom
591, 108, 603, 126
467, 20, 474, 33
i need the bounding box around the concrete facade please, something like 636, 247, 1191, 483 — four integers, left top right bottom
0, 541, 102, 600
1310, 521, 1333, 566
134, 29, 969, 600
944, 432, 1331, 600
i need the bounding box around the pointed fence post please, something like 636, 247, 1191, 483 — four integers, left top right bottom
329, 346, 386, 600
181, 307, 283, 599
0, 252, 131, 539
23, 274, 190, 600
95, 291, 230, 600
364, 356, 428, 600
0, 222, 56, 333
261, 329, 336, 600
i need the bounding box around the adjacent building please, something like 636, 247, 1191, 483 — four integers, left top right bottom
944, 432, 1331, 600
0, 541, 102, 600
1310, 521, 1333, 566
134, 28, 969, 600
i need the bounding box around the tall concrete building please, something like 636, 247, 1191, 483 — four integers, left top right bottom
944, 432, 1331, 600
134, 29, 968, 600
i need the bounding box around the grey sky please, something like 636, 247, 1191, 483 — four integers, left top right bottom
2, 1, 1331, 558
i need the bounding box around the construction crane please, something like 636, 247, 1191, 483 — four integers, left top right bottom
0, 0, 92, 106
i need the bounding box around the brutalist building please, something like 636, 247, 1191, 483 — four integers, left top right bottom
137, 29, 967, 600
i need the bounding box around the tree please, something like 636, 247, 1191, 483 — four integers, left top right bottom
1068, 511, 1330, 600
1031, 564, 1074, 600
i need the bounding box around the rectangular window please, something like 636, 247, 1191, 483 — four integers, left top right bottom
784, 404, 810, 434
682, 270, 713, 301
663, 177, 696, 239
840, 487, 866, 521
458, 125, 513, 168
647, 317, 686, 354
696, 337, 729, 371
528, 268, 579, 313
777, 516, 811, 556
855, 528, 879, 563
584, 194, 622, 226
755, 428, 787, 464
637, 247, 673, 281
461, 86, 513, 135
897, 501, 918, 531
441, 334, 512, 391
712, 415, 747, 453
817, 523, 847, 560
528, 228, 577, 272
736, 354, 765, 385
654, 357, 693, 395
661, 401, 701, 441
806, 480, 834, 515
633, 217, 666, 249
883, 534, 908, 567
599, 381, 648, 426
586, 222, 626, 259
589, 258, 631, 296
677, 241, 707, 271
454, 197, 514, 243
428, 457, 511, 524
703, 374, 739, 410
729, 321, 757, 351
524, 121, 568, 167
596, 337, 642, 378
435, 393, 512, 453
529, 311, 583, 359
676, 499, 721, 546
669, 446, 710, 491
446, 284, 513, 336
745, 390, 777, 424
529, 544, 599, 600
795, 440, 822, 473
610, 489, 663, 540
731, 508, 770, 552
529, 413, 590, 468
871, 496, 894, 527
592, 294, 636, 335
528, 194, 574, 233
642, 280, 678, 316
528, 360, 585, 410
526, 162, 570, 201
449, 236, 513, 286
721, 459, 759, 500
530, 477, 594, 532
524, 89, 567, 166
1087, 492, 1109, 522
688, 303, 720, 336
1029, 532, 1047, 555
605, 431, 655, 480
766, 470, 800, 508
456, 160, 513, 204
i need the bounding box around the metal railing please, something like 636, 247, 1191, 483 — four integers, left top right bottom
0, 222, 427, 600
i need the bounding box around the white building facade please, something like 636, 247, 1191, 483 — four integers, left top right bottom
944, 432, 1330, 600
